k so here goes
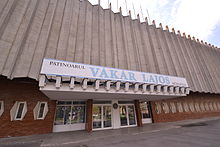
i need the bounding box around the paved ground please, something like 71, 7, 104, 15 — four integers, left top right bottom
1, 116, 220, 147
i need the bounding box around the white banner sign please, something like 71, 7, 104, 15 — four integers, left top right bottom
40, 58, 189, 87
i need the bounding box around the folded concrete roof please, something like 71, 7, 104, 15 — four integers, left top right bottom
0, 0, 220, 93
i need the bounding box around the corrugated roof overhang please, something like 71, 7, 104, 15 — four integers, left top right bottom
39, 58, 190, 101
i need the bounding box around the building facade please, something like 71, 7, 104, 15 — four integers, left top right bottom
0, 0, 220, 138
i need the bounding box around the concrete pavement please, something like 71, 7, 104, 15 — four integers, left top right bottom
1, 116, 220, 147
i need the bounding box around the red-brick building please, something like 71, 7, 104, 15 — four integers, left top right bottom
0, 0, 220, 138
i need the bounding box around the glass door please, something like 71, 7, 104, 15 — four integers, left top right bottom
103, 106, 112, 128
119, 105, 136, 127
93, 105, 112, 130
128, 105, 136, 125
120, 106, 128, 126
140, 102, 152, 124
92, 105, 102, 129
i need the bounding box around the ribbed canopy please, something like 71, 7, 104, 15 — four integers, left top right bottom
0, 0, 220, 93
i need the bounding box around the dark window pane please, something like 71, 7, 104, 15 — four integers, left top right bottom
63, 106, 71, 125
54, 106, 65, 125
72, 101, 86, 105
120, 106, 128, 126
118, 101, 134, 104
16, 103, 24, 119
65, 101, 72, 105
57, 101, 72, 105
55, 102, 86, 125
38, 103, 45, 118
128, 106, 136, 125
93, 101, 111, 104
55, 106, 71, 125
140, 102, 151, 119
71, 106, 85, 123
103, 106, 112, 128
57, 101, 65, 105
93, 106, 102, 129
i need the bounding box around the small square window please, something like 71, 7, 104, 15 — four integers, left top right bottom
15, 102, 26, 120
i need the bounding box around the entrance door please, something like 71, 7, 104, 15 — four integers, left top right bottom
119, 105, 136, 127
92, 105, 112, 130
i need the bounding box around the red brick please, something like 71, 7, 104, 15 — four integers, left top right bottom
0, 76, 56, 138
151, 92, 220, 123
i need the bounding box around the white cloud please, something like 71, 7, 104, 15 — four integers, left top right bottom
170, 0, 220, 41
88, 0, 220, 43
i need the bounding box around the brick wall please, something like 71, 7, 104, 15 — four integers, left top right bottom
151, 92, 220, 123
0, 76, 56, 138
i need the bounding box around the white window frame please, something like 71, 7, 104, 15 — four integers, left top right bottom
170, 102, 177, 113
189, 102, 195, 112
183, 102, 189, 112
205, 102, 210, 111
213, 102, 218, 111
217, 102, 220, 110
0, 101, 4, 117
209, 102, 214, 111
200, 102, 205, 112
37, 102, 47, 119
155, 102, 162, 114
162, 102, 170, 114
11, 101, 27, 121
33, 102, 48, 120
54, 101, 86, 125
92, 104, 113, 130
195, 102, 201, 112
177, 102, 183, 113
118, 104, 137, 128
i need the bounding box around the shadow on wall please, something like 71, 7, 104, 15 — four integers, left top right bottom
151, 92, 220, 123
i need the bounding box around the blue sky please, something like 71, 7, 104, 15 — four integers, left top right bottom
89, 0, 220, 48
207, 23, 220, 47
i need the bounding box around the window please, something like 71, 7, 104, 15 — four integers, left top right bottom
205, 102, 210, 111
209, 102, 214, 111
177, 102, 183, 113
16, 102, 25, 119
54, 101, 86, 125
10, 101, 27, 121
118, 101, 134, 104
33, 102, 48, 120
155, 102, 162, 114
162, 102, 170, 114
213, 102, 218, 111
38, 103, 45, 118
195, 102, 200, 112
0, 101, 4, 117
189, 102, 195, 112
140, 102, 151, 119
170, 102, 176, 113
217, 102, 220, 110
0, 101, 2, 110
200, 102, 205, 112
93, 105, 112, 129
183, 102, 189, 112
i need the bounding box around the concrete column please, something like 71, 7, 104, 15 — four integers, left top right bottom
134, 100, 143, 127
86, 99, 93, 132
